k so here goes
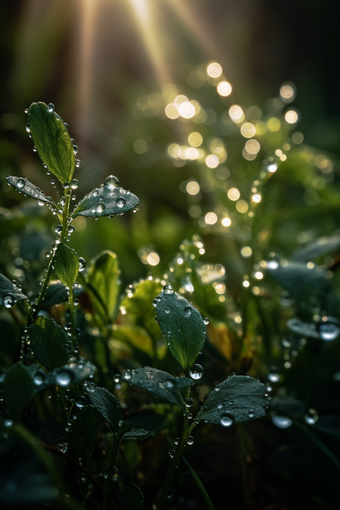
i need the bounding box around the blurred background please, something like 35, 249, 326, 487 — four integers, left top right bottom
0, 0, 340, 284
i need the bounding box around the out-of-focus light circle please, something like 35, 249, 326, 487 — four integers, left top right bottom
229, 105, 244, 122
247, 106, 262, 121
267, 163, 278, 173
174, 95, 188, 105
228, 188, 240, 201
256, 122, 267, 135
205, 212, 218, 225
185, 147, 199, 160
167, 143, 181, 158
179, 102, 196, 119
236, 200, 248, 213
285, 110, 298, 124
217, 81, 232, 96
241, 246, 252, 258
241, 123, 256, 138
280, 82, 295, 103
267, 118, 281, 132
252, 194, 262, 203
188, 132, 203, 147
245, 139, 260, 154
243, 280, 250, 288
205, 154, 219, 168
292, 132, 304, 144
255, 271, 263, 280
165, 104, 179, 119
242, 148, 257, 161
207, 62, 222, 78
222, 217, 231, 227
147, 252, 160, 266
186, 181, 200, 195
189, 205, 201, 218
133, 139, 148, 154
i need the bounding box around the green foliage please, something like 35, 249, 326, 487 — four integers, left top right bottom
3, 362, 34, 420
155, 287, 206, 371
53, 243, 79, 289
86, 384, 123, 430
0, 273, 28, 307
6, 176, 57, 210
29, 316, 73, 370
27, 102, 75, 185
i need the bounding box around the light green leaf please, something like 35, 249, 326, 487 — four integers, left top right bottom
27, 102, 75, 184
155, 288, 206, 371
3, 362, 35, 420
53, 243, 79, 289
125, 366, 192, 411
6, 176, 57, 210
86, 250, 120, 322
29, 316, 73, 371
195, 375, 267, 425
72, 180, 139, 219
122, 428, 153, 441
86, 385, 123, 430
0, 274, 28, 308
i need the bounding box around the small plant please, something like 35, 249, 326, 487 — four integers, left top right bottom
0, 103, 269, 510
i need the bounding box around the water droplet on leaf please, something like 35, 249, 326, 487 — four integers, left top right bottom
272, 415, 292, 429
220, 414, 234, 427
189, 364, 204, 380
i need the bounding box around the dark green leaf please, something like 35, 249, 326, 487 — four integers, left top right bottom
155, 288, 206, 371
27, 102, 75, 184
3, 362, 34, 420
86, 250, 120, 322
53, 243, 79, 289
287, 318, 320, 339
86, 385, 123, 430
195, 375, 267, 425
123, 428, 153, 441
0, 273, 28, 307
29, 317, 73, 371
40, 281, 84, 309
269, 395, 306, 416
313, 416, 340, 437
120, 279, 163, 337
6, 176, 57, 210
126, 366, 192, 410
120, 484, 145, 510
33, 361, 96, 391
67, 404, 104, 458
72, 181, 139, 219
293, 234, 340, 262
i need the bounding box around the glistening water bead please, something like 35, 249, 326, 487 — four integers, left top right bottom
316, 317, 340, 341
220, 414, 234, 427
55, 371, 72, 386
79, 257, 86, 271
272, 415, 292, 429
189, 363, 204, 380
163, 283, 174, 294
104, 175, 119, 189
4, 295, 14, 308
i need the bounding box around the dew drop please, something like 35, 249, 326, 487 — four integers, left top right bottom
317, 317, 340, 341
117, 198, 125, 209
4, 295, 14, 308
163, 283, 174, 294
57, 442, 68, 453
55, 370, 72, 387
272, 415, 292, 429
47, 103, 55, 112
268, 372, 280, 383
189, 363, 204, 380
24, 108, 29, 114
75, 396, 88, 408
186, 435, 194, 446
165, 307, 171, 314
184, 305, 192, 318
54, 225, 63, 235
248, 409, 255, 418
33, 373, 45, 386
104, 175, 119, 189
203, 317, 210, 326
220, 414, 234, 427
70, 179, 79, 190
79, 257, 86, 272
17, 178, 25, 189
185, 398, 194, 408
165, 379, 174, 389
37, 200, 44, 206
4, 419, 13, 427
304, 408, 319, 425
68, 225, 75, 234
96, 203, 105, 214
123, 370, 132, 381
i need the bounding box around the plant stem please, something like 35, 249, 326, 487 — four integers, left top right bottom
68, 287, 76, 347
102, 430, 123, 510
293, 420, 340, 473
182, 457, 216, 510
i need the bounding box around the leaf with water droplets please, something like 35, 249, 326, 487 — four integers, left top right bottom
195, 375, 267, 425
292, 234, 340, 262
86, 250, 120, 323
67, 405, 104, 459
72, 181, 139, 219
120, 484, 145, 510
3, 362, 35, 420
53, 243, 79, 289
126, 366, 192, 411
0, 273, 28, 308
86, 385, 123, 431
46, 360, 96, 388
40, 281, 84, 309
155, 289, 206, 371
122, 428, 153, 441
287, 318, 320, 339
27, 102, 75, 184
6, 176, 57, 210
29, 317, 73, 371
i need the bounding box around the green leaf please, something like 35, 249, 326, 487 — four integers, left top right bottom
86, 250, 120, 322
86, 385, 123, 430
120, 484, 145, 510
111, 325, 154, 357
122, 428, 153, 441
0, 273, 28, 308
40, 281, 84, 309
195, 375, 267, 425
33, 361, 96, 391
67, 404, 104, 459
6, 176, 57, 210
125, 366, 192, 411
72, 179, 139, 219
29, 317, 73, 371
293, 234, 340, 262
269, 395, 306, 416
27, 102, 75, 184
53, 243, 79, 289
155, 288, 206, 371
3, 362, 34, 420
287, 318, 320, 339
120, 279, 163, 338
